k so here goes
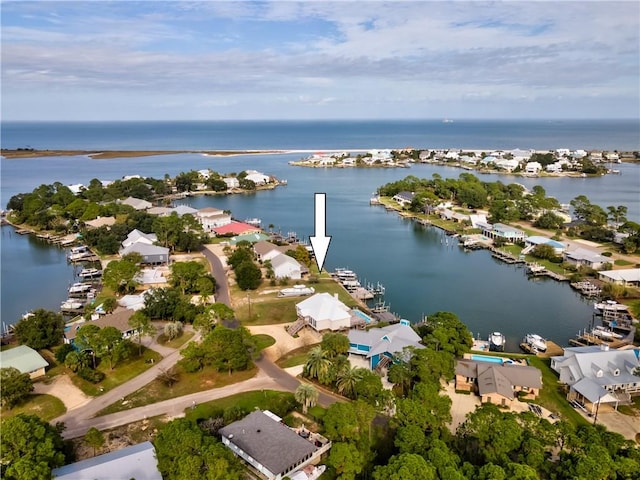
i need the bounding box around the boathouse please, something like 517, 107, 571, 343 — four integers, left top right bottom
219, 410, 331, 480
51, 441, 161, 480
0, 345, 49, 379
348, 322, 424, 370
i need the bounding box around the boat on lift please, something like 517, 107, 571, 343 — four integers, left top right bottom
489, 332, 506, 352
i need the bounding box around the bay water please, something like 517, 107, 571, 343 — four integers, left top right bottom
1, 120, 638, 351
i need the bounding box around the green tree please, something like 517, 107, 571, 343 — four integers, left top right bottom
235, 260, 262, 290
294, 383, 319, 414
95, 326, 130, 370
336, 366, 365, 398
143, 287, 183, 320
372, 453, 437, 480
321, 332, 350, 358
14, 309, 64, 350
388, 360, 413, 396
164, 321, 183, 341
170, 260, 209, 294
0, 367, 34, 408
64, 350, 90, 372
1, 414, 67, 480
84, 427, 105, 456
327, 442, 364, 480
73, 323, 101, 368
303, 346, 331, 383
102, 258, 140, 294
193, 303, 235, 335
534, 211, 565, 230
128, 310, 154, 356
205, 326, 255, 374
531, 243, 557, 260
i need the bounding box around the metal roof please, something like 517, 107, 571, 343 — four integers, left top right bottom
0, 345, 48, 374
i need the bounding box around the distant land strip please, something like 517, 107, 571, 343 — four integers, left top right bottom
0, 149, 290, 159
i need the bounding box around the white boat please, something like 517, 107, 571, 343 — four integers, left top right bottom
278, 285, 315, 297
61, 299, 84, 310
527, 263, 546, 274
68, 282, 91, 294
244, 218, 262, 227
524, 333, 547, 352
594, 300, 629, 314
78, 268, 102, 279
591, 325, 623, 340
489, 332, 506, 351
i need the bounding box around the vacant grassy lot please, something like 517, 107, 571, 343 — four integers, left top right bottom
0, 394, 66, 422
186, 390, 296, 422
156, 331, 194, 349
70, 347, 162, 397
96, 364, 258, 416
276, 344, 318, 368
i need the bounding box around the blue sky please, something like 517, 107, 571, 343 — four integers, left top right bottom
1, 1, 638, 121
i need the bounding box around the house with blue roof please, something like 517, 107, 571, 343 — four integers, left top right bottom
348, 321, 424, 370
525, 236, 566, 254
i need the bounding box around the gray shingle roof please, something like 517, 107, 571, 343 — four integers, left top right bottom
219, 410, 317, 476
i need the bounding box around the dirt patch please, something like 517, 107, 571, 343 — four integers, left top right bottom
33, 374, 91, 411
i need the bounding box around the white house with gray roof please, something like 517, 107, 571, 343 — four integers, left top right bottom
551, 345, 640, 413
563, 247, 610, 270
0, 345, 49, 379
120, 196, 153, 211
121, 229, 158, 248
52, 441, 161, 480
271, 253, 302, 280
219, 410, 331, 480
348, 322, 423, 369
295, 293, 351, 331
598, 268, 640, 287
119, 242, 169, 264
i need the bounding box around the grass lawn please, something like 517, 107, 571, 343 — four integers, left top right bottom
276, 344, 318, 368
617, 396, 640, 416
156, 331, 194, 349
70, 347, 162, 397
527, 356, 589, 426
0, 394, 66, 422
185, 390, 296, 422
253, 334, 276, 351
96, 364, 258, 416
614, 259, 635, 266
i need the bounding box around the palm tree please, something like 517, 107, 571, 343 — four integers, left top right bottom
336, 366, 365, 398
295, 383, 319, 414
304, 346, 331, 383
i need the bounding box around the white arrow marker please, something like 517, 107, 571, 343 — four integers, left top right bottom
309, 193, 332, 272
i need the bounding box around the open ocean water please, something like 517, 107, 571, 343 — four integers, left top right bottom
1, 119, 638, 350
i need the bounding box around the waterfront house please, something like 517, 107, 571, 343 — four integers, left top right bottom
219, 410, 331, 480
550, 345, 640, 413
84, 216, 116, 229
525, 161, 542, 174
146, 206, 173, 216
271, 253, 303, 280
67, 183, 85, 195
121, 229, 158, 248
495, 158, 520, 171
545, 162, 562, 173
0, 345, 48, 379
244, 170, 271, 185
119, 242, 170, 265
213, 221, 261, 237
223, 177, 240, 189
563, 247, 610, 270
172, 205, 198, 217
196, 207, 232, 232
598, 268, 640, 287
439, 208, 469, 223
524, 236, 566, 255
51, 441, 161, 480
230, 232, 270, 245
392, 191, 415, 207
295, 293, 351, 331
120, 196, 153, 211
254, 241, 282, 262
348, 322, 424, 370
455, 359, 542, 407
481, 223, 526, 243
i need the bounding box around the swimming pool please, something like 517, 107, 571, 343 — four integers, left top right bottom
352, 309, 373, 324
470, 354, 515, 364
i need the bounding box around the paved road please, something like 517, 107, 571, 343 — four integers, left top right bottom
201, 244, 230, 306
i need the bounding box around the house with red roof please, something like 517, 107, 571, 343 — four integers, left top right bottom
213, 221, 261, 236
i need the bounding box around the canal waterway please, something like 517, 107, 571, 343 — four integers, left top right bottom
2, 152, 635, 351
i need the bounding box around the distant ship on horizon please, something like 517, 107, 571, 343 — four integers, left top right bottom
442, 118, 454, 123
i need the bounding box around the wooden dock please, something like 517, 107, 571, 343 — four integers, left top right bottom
490, 248, 525, 265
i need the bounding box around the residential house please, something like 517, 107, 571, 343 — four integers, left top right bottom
455, 359, 542, 407
392, 191, 415, 207
220, 410, 330, 480
551, 345, 640, 413
480, 155, 498, 165
348, 321, 424, 369
223, 177, 240, 189
524, 236, 566, 255
439, 208, 469, 223
244, 170, 271, 185
146, 206, 173, 216
254, 241, 282, 262
120, 243, 170, 265
598, 268, 640, 287
0, 345, 49, 379
120, 196, 153, 211
545, 162, 562, 173
481, 223, 526, 243
295, 293, 352, 331
213, 221, 261, 237
563, 247, 610, 270
271, 253, 302, 280
468, 213, 488, 228
525, 161, 542, 174
51, 441, 162, 480
495, 158, 520, 171
84, 216, 116, 229
196, 207, 232, 232
197, 169, 211, 180
121, 229, 158, 248
64, 309, 138, 344
172, 205, 198, 217
229, 232, 270, 246
556, 148, 571, 157
67, 183, 85, 195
